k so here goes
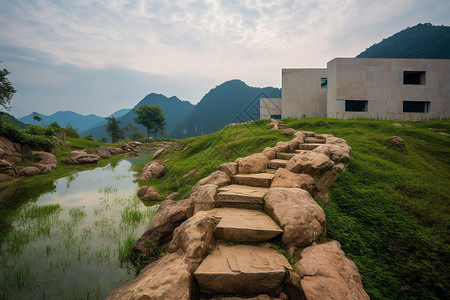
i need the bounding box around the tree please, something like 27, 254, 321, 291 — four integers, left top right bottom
105, 116, 124, 143
134, 105, 166, 139
0, 63, 16, 110
32, 112, 45, 126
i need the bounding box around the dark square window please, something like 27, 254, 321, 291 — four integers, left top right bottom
320, 78, 327, 88
403, 101, 430, 113
345, 100, 368, 112
403, 71, 426, 85
270, 114, 282, 119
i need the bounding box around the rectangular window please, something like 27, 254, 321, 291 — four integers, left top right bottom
270, 114, 282, 119
403, 71, 426, 85
320, 78, 327, 88
403, 101, 430, 113
345, 100, 368, 112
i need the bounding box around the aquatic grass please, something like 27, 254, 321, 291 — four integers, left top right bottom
121, 207, 144, 225
69, 207, 87, 223
118, 234, 137, 268
21, 203, 62, 220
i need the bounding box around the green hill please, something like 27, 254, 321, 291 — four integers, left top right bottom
171, 79, 281, 138
357, 23, 450, 59
139, 118, 449, 300
82, 93, 195, 141
0, 112, 28, 128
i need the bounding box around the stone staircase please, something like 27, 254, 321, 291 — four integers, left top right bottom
193, 129, 328, 298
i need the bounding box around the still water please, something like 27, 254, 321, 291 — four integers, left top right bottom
0, 151, 157, 299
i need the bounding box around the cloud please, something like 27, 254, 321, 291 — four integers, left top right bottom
0, 0, 448, 117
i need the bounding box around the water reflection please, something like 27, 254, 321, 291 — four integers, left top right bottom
0, 151, 156, 299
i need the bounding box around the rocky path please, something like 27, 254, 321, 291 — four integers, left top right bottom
108, 120, 369, 300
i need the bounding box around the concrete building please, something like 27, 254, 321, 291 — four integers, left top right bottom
261, 58, 450, 120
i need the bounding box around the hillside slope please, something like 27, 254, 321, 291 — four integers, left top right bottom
82, 93, 194, 141
357, 23, 450, 59
171, 79, 281, 138
139, 119, 449, 300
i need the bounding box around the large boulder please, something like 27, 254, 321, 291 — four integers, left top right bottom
262, 147, 276, 160
106, 250, 193, 300
67, 153, 101, 164
18, 166, 41, 176
168, 210, 215, 271
264, 188, 326, 250
153, 148, 167, 159
295, 241, 370, 300
286, 151, 334, 178
190, 184, 218, 213
236, 153, 269, 174
0, 137, 23, 163
134, 198, 194, 256
0, 159, 18, 178
218, 162, 238, 176
195, 171, 231, 188
138, 186, 163, 201
33, 151, 57, 173
271, 168, 316, 193
140, 161, 166, 180
96, 146, 111, 158
312, 144, 352, 164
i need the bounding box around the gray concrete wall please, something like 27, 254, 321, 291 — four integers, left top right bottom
326, 58, 450, 120
260, 98, 282, 119
281, 69, 327, 119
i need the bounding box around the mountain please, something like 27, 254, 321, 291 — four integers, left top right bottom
171, 79, 281, 138
109, 108, 131, 119
357, 23, 450, 59
19, 111, 104, 132
82, 93, 195, 141
0, 112, 28, 128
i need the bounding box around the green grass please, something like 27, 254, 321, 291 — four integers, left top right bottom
135, 118, 449, 300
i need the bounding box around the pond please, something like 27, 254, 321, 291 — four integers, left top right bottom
0, 151, 157, 299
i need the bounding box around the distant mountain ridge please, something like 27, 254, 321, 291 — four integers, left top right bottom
171, 79, 281, 138
357, 23, 450, 59
82, 93, 195, 141
19, 111, 105, 132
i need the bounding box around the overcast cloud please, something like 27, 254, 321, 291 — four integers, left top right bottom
0, 0, 448, 117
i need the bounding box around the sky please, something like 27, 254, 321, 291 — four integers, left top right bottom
0, 0, 449, 118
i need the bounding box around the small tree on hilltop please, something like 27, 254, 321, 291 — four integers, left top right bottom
105, 116, 124, 143
134, 105, 166, 140
0, 63, 16, 110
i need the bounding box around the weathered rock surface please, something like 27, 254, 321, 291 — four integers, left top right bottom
236, 153, 269, 174
140, 161, 166, 180
0, 137, 25, 163
218, 162, 238, 176
295, 240, 370, 300
283, 128, 296, 136
233, 173, 274, 187
217, 184, 268, 207
152, 148, 167, 159
168, 210, 215, 271
0, 159, 18, 178
137, 186, 162, 201
194, 171, 231, 189
134, 198, 194, 256
166, 192, 180, 201
96, 146, 111, 158
286, 151, 334, 178
212, 208, 282, 242
67, 153, 101, 164
271, 168, 315, 193
195, 244, 292, 295
191, 183, 218, 213
107, 250, 192, 300
18, 166, 41, 176
262, 147, 276, 160
312, 143, 352, 164
390, 136, 405, 148
265, 188, 326, 249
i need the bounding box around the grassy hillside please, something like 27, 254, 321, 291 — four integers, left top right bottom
139, 118, 449, 300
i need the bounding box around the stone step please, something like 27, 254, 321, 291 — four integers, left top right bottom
276, 152, 296, 160
297, 143, 322, 150
217, 185, 268, 208
269, 159, 288, 169
304, 137, 326, 144
194, 244, 292, 295
211, 208, 283, 242
233, 173, 274, 187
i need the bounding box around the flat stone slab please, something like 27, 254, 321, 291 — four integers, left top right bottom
211, 208, 283, 242
304, 137, 326, 144
217, 184, 268, 205
233, 173, 274, 187
276, 152, 297, 160
297, 143, 321, 150
269, 159, 288, 169
195, 244, 292, 295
